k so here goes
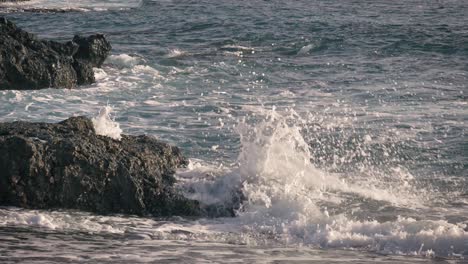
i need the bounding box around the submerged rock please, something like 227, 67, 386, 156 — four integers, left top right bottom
0, 17, 111, 90
0, 116, 201, 216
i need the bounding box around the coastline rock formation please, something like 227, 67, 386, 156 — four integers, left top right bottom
0, 17, 111, 90
0, 116, 201, 216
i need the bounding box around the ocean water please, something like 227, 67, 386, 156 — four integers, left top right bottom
1, 0, 467, 263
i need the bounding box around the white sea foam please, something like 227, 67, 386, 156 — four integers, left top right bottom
0, 208, 124, 233
223, 51, 243, 57
221, 45, 254, 51
167, 48, 188, 58
97, 54, 164, 86
132, 65, 162, 77
106, 54, 142, 68
93, 67, 108, 81
91, 106, 122, 140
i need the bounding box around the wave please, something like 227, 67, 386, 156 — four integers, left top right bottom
0, 0, 143, 12
94, 53, 165, 90
105, 54, 144, 69
176, 107, 468, 258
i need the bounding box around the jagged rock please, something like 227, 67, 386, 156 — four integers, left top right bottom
0, 116, 201, 216
73, 35, 111, 68
0, 17, 111, 90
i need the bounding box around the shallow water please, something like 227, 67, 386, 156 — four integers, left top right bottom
0, 0, 467, 262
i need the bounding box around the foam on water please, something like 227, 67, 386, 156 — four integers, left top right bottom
167, 48, 188, 58
0, 207, 249, 244
105, 54, 143, 69
0, 208, 124, 233
97, 54, 164, 87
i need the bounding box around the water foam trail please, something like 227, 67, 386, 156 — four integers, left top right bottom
177, 107, 468, 258
0, 208, 124, 233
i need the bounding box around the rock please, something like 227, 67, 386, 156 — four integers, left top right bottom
0, 17, 111, 90
73, 35, 111, 68
0, 116, 201, 216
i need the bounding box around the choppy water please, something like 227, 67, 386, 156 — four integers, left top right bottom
1, 0, 467, 263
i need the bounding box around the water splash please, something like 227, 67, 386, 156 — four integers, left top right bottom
177, 107, 468, 257
91, 106, 122, 140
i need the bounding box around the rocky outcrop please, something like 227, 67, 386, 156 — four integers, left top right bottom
0, 17, 111, 90
0, 117, 201, 216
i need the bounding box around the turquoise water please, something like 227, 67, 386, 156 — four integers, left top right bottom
0, 0, 467, 262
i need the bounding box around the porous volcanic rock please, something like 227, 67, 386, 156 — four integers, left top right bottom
0, 17, 111, 90
0, 116, 201, 216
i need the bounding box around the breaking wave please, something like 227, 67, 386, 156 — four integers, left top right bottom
177, 108, 468, 258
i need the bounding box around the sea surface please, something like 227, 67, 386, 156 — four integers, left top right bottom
0, 0, 467, 263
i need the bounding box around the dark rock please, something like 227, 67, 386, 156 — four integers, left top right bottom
73, 60, 96, 84
0, 17, 111, 90
0, 116, 201, 217
73, 35, 111, 68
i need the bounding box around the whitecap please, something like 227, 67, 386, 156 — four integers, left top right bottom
297, 44, 315, 55
167, 48, 188, 58
105, 54, 142, 69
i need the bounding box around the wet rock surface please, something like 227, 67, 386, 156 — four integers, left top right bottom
0, 17, 111, 90
0, 116, 202, 216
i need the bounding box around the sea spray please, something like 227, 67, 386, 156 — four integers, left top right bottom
236, 109, 467, 256
176, 107, 468, 257
91, 105, 122, 140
